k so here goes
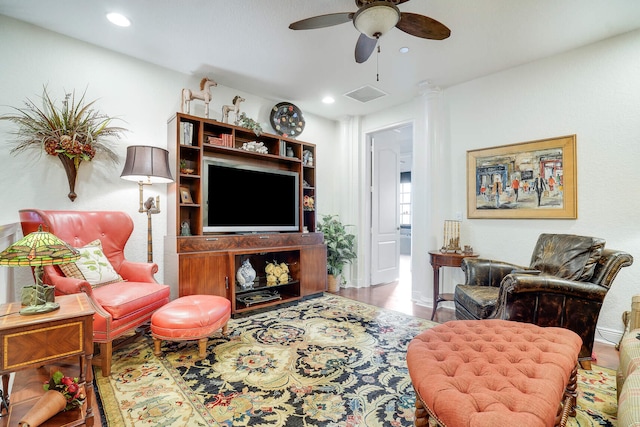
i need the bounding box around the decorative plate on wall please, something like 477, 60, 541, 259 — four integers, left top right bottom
270, 102, 305, 137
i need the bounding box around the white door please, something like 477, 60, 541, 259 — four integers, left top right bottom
371, 137, 400, 284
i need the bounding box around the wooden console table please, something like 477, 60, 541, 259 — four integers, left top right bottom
428, 251, 478, 320
0, 294, 95, 426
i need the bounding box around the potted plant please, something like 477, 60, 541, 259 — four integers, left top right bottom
0, 86, 126, 201
317, 214, 357, 292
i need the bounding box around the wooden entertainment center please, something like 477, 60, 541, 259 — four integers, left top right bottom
165, 113, 327, 314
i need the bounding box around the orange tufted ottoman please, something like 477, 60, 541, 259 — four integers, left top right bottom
151, 295, 231, 359
407, 320, 582, 427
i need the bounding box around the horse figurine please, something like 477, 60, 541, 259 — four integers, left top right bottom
182, 77, 217, 118
222, 95, 245, 124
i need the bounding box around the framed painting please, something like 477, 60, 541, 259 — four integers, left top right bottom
467, 135, 577, 219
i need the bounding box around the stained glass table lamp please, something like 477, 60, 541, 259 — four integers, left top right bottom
0, 226, 79, 315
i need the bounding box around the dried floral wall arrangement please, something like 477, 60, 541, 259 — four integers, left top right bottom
0, 86, 126, 201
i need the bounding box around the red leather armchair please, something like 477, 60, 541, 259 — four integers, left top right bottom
19, 209, 170, 377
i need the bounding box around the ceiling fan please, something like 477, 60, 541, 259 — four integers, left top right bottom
289, 0, 451, 64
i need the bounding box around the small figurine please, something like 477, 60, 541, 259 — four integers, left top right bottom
302, 150, 313, 166
222, 95, 245, 124
181, 77, 217, 118
236, 259, 256, 289
180, 221, 191, 236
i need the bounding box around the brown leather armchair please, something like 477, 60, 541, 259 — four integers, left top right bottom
19, 209, 171, 376
454, 233, 633, 367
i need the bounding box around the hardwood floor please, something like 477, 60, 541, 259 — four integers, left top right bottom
336, 257, 620, 370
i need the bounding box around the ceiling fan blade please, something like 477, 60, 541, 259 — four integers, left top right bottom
355, 33, 378, 63
289, 12, 354, 30
396, 12, 451, 40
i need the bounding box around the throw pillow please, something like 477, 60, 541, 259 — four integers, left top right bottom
60, 239, 122, 287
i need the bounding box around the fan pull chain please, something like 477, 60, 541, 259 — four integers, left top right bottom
376, 45, 381, 82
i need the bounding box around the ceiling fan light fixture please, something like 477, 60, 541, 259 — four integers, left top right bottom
353, 2, 400, 39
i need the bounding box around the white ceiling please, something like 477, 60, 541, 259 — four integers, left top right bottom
2, 0, 640, 121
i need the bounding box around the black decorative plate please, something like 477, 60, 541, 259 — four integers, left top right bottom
270, 102, 305, 137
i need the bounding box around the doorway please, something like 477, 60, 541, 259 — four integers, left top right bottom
368, 123, 413, 287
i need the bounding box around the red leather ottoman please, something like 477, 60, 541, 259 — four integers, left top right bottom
151, 295, 231, 359
407, 319, 582, 427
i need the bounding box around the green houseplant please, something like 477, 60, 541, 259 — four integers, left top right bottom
0, 86, 126, 201
317, 214, 357, 291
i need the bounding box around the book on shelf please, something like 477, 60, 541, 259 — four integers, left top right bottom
207, 136, 224, 146
180, 122, 194, 146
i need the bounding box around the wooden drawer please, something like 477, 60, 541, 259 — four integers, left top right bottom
178, 232, 324, 253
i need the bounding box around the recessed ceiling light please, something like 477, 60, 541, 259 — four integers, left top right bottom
106, 13, 131, 27
322, 96, 335, 104
399, 47, 409, 54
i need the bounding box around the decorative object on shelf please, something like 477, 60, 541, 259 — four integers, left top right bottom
0, 225, 80, 315
240, 140, 268, 153
181, 77, 217, 118
179, 186, 194, 204
222, 95, 245, 124
237, 290, 281, 306
120, 145, 174, 262
180, 221, 191, 236
236, 259, 257, 290
302, 149, 314, 166
463, 245, 474, 255
44, 370, 86, 411
303, 195, 315, 211
179, 159, 194, 174
19, 369, 87, 426
265, 261, 290, 286
286, 146, 295, 157
18, 390, 67, 426
237, 112, 263, 136
317, 214, 357, 291
180, 122, 194, 145
270, 102, 305, 137
440, 220, 461, 253
0, 86, 126, 201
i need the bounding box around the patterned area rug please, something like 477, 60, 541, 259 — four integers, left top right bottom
95, 294, 618, 426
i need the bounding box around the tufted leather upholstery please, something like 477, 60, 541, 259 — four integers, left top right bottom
19, 209, 171, 377
454, 234, 633, 365
407, 320, 582, 427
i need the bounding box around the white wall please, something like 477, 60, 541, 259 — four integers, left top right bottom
0, 15, 339, 296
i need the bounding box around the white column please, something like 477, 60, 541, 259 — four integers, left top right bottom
412, 82, 450, 307
335, 116, 363, 288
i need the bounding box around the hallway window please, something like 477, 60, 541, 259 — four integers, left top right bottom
400, 172, 411, 226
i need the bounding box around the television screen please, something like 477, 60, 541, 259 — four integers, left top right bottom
203, 159, 299, 233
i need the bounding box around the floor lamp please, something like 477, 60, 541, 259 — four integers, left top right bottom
120, 145, 173, 263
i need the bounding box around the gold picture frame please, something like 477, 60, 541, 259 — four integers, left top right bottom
467, 135, 577, 219
179, 186, 194, 204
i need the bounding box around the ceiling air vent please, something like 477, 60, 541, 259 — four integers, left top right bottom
343, 85, 387, 103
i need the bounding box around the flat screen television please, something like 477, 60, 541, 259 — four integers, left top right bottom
203, 157, 300, 233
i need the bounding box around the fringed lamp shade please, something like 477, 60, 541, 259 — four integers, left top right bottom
0, 226, 79, 315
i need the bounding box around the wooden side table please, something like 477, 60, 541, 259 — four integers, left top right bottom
0, 294, 95, 427
428, 251, 479, 320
